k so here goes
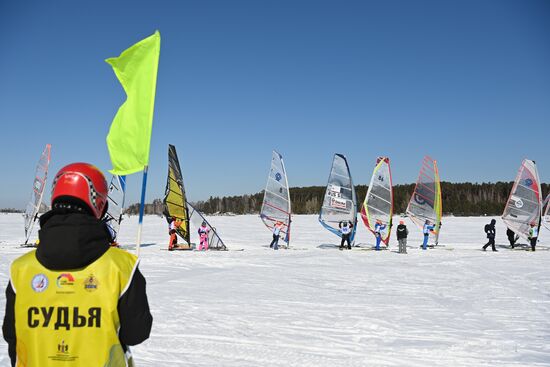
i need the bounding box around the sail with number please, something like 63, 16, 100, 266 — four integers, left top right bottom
187, 202, 227, 250
163, 144, 190, 244
260, 150, 292, 245
105, 175, 127, 241
543, 194, 550, 231
319, 153, 358, 241
406, 156, 442, 244
24, 144, 51, 245
502, 159, 542, 239
360, 157, 394, 245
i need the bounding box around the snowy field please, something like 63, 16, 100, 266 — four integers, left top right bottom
1, 213, 550, 366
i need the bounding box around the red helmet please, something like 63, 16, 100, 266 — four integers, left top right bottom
51, 163, 108, 219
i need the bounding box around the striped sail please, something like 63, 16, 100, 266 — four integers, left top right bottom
319, 153, 357, 241
260, 150, 292, 244
24, 144, 51, 245
162, 144, 190, 244
360, 157, 394, 245
406, 156, 442, 244
502, 159, 542, 240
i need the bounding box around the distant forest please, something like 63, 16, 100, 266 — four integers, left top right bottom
124, 182, 550, 217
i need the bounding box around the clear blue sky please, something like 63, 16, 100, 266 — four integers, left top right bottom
1, 0, 549, 209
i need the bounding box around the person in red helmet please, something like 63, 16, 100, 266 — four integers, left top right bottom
2, 163, 152, 367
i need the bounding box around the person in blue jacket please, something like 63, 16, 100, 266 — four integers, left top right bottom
422, 220, 436, 250
374, 219, 387, 251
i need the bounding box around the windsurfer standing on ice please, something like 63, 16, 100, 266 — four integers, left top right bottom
168, 217, 182, 251
339, 220, 353, 250
374, 219, 386, 251
422, 219, 436, 250
269, 221, 285, 250
198, 221, 210, 251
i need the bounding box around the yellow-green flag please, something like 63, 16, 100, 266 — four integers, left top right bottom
106, 31, 161, 175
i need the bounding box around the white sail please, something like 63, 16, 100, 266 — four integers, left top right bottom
105, 175, 127, 241
360, 157, 393, 244
502, 159, 542, 240
24, 144, 51, 245
187, 202, 227, 250
319, 153, 357, 241
406, 156, 442, 244
260, 150, 292, 244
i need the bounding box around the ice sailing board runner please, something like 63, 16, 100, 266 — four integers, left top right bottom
163, 144, 191, 245
406, 156, 442, 244
502, 159, 542, 240
319, 153, 358, 243
360, 157, 393, 245
23, 144, 51, 246
260, 150, 292, 247
105, 175, 127, 242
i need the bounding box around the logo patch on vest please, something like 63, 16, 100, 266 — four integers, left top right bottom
83, 274, 99, 292
31, 274, 49, 293
56, 273, 75, 287
48, 340, 78, 362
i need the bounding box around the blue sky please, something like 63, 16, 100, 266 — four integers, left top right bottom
1, 0, 549, 209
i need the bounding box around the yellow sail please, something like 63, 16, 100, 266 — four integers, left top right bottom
163, 144, 190, 244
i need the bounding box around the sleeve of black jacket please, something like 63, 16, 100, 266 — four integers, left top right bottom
118, 267, 153, 345
2, 281, 16, 367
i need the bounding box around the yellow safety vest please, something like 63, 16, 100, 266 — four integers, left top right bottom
10, 247, 139, 367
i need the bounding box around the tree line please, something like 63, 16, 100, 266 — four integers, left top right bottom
122, 182, 549, 216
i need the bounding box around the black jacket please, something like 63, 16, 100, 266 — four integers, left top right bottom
485, 222, 496, 238
2, 210, 153, 366
396, 224, 408, 239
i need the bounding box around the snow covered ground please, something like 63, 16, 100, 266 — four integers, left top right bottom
1, 213, 550, 366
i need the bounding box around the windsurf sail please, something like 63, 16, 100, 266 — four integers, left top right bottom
260, 150, 292, 245
544, 194, 550, 231
187, 202, 227, 250
104, 175, 127, 241
319, 153, 358, 242
502, 159, 542, 239
162, 144, 190, 244
360, 157, 393, 245
406, 156, 442, 244
24, 144, 51, 245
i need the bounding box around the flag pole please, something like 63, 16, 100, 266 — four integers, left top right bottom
136, 165, 149, 257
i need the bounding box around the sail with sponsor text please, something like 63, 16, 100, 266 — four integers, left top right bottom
24, 144, 51, 245
260, 150, 292, 246
319, 153, 358, 242
502, 159, 542, 240
360, 157, 394, 245
406, 156, 442, 244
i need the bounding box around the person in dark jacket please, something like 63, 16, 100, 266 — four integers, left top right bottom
339, 220, 353, 250
482, 219, 497, 251
396, 220, 409, 254
3, 163, 152, 367
506, 227, 518, 249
